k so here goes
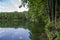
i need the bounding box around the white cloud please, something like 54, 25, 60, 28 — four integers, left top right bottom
0, 0, 29, 12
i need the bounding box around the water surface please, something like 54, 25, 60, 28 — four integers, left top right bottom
0, 21, 48, 40
0, 28, 30, 40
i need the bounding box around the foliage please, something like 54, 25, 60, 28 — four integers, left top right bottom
22, 0, 47, 23
45, 22, 55, 40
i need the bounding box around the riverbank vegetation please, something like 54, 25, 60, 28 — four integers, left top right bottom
21, 0, 60, 40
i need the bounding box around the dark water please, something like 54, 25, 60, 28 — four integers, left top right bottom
0, 21, 48, 40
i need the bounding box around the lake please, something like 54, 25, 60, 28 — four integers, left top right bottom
0, 21, 48, 40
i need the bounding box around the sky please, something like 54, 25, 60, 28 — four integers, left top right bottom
0, 0, 28, 12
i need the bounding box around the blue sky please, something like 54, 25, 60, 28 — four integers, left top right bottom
0, 0, 12, 7
0, 0, 28, 12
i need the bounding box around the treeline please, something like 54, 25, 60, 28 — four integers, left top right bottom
0, 11, 44, 23
0, 12, 27, 21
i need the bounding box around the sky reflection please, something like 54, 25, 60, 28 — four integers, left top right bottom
0, 28, 30, 40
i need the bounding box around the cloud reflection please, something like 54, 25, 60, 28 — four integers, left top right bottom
0, 28, 30, 40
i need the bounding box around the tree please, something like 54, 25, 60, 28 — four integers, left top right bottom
22, 0, 47, 22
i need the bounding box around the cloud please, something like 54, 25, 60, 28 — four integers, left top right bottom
0, 0, 28, 12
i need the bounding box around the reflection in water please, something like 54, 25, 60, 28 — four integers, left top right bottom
0, 28, 30, 40
0, 21, 48, 40
25, 22, 48, 40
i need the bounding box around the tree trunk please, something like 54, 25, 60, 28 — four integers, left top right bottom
48, 0, 57, 28
55, 0, 57, 28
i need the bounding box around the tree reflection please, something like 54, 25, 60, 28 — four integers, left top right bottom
25, 22, 48, 40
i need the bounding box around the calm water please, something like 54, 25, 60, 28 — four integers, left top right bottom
0, 21, 48, 40
0, 28, 30, 40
